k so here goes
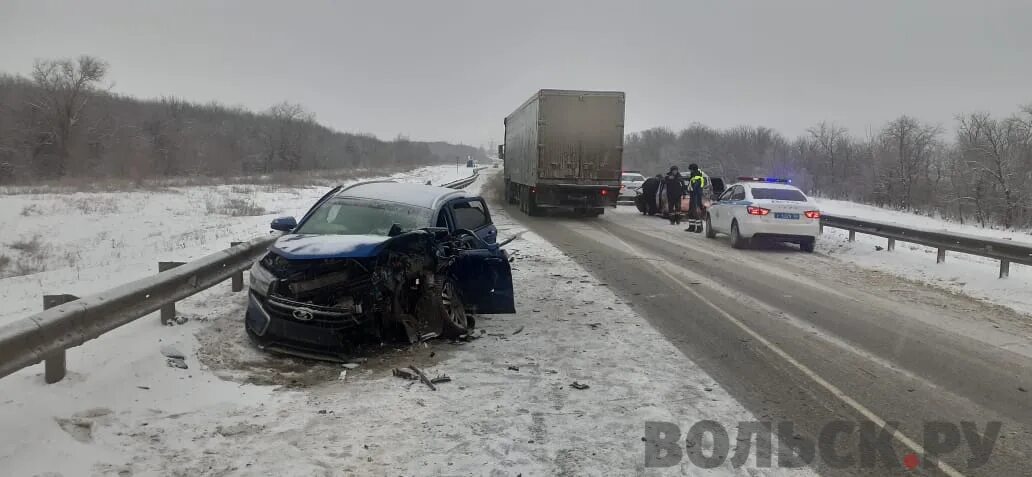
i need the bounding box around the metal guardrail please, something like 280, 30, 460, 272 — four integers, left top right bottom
0, 235, 278, 382
821, 214, 1032, 278
0, 170, 482, 384
442, 170, 480, 189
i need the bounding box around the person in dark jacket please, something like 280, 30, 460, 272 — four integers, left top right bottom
663, 166, 686, 224
685, 164, 707, 232
640, 174, 661, 215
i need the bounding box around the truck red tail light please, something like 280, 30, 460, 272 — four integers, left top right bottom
600, 189, 608, 196
804, 210, 821, 219
746, 206, 770, 216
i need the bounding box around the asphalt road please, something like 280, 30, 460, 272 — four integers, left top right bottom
510, 205, 1032, 476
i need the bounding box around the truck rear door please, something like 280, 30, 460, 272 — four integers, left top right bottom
538, 91, 625, 182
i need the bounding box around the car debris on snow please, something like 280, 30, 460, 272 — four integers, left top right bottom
338, 370, 348, 381
342, 363, 360, 369
570, 381, 590, 390
409, 365, 437, 391
430, 375, 451, 384
507, 365, 519, 371
392, 368, 419, 381
166, 357, 188, 369
511, 326, 525, 335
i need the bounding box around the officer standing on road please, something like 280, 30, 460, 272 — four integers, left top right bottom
685, 164, 707, 233
641, 174, 661, 215
663, 166, 685, 224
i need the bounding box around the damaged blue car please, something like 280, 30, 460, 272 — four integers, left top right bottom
245, 180, 516, 360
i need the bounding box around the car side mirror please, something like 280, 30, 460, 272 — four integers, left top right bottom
270, 216, 297, 232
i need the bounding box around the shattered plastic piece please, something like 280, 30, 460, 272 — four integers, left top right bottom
409, 365, 437, 391
570, 381, 590, 390
392, 368, 419, 381
339, 370, 348, 381
512, 326, 525, 335
430, 375, 451, 384
175, 315, 189, 325
507, 365, 520, 371
166, 358, 188, 369
342, 363, 360, 369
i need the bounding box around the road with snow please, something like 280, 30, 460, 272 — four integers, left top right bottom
514, 204, 1032, 476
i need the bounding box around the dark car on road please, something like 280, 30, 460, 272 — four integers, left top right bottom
245, 180, 515, 360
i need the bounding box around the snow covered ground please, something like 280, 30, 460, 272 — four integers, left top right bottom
814, 199, 1032, 316
1, 167, 815, 476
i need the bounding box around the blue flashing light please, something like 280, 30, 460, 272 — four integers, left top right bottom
737, 176, 792, 184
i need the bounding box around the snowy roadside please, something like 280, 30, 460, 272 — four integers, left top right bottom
0, 164, 473, 325
0, 170, 814, 476
814, 199, 1032, 316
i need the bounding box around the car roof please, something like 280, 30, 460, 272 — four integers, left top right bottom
336, 181, 468, 210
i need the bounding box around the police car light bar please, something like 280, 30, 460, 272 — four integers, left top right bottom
737, 176, 792, 184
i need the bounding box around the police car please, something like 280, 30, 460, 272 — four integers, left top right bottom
704, 177, 821, 252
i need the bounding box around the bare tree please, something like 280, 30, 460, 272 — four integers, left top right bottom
806, 121, 848, 197
957, 112, 1026, 227
28, 56, 108, 177
880, 115, 941, 209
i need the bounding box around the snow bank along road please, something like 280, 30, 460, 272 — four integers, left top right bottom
514, 205, 1032, 476
2, 167, 816, 476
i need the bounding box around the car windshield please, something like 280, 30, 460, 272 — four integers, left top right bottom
750, 188, 807, 201
622, 174, 645, 182
294, 198, 434, 236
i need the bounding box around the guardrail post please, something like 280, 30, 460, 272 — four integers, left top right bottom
230, 242, 244, 292
42, 294, 79, 384
158, 261, 186, 324
1000, 260, 1010, 279
936, 248, 946, 264
887, 238, 895, 251
848, 230, 855, 242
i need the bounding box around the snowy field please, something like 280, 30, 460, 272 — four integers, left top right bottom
0, 167, 817, 476
0, 165, 472, 324
814, 199, 1032, 316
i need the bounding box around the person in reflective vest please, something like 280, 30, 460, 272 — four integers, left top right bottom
685, 164, 707, 233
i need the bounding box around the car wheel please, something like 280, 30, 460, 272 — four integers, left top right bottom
705, 214, 717, 238
800, 238, 816, 253
730, 221, 749, 249
440, 280, 471, 337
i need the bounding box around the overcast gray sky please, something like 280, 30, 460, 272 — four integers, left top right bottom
2, 0, 1030, 146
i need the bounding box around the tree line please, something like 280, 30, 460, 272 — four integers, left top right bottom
0, 55, 485, 184
625, 106, 1032, 229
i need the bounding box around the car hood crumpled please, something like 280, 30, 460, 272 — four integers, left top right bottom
269, 234, 390, 259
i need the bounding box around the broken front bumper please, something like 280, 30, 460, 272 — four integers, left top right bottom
245, 291, 373, 358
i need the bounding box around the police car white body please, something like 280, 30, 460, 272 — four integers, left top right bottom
704, 177, 821, 252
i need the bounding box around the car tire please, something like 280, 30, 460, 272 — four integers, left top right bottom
439, 280, 472, 338
730, 221, 749, 249
800, 238, 816, 253
705, 214, 717, 238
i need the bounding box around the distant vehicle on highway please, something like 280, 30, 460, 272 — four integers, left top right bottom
500, 89, 625, 217
245, 181, 515, 360
618, 171, 645, 203
705, 177, 821, 252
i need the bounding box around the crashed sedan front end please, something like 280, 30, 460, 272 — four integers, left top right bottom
245, 228, 514, 361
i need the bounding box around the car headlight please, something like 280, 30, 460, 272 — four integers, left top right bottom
249, 261, 276, 296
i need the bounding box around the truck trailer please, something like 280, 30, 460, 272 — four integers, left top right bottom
500, 89, 625, 216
